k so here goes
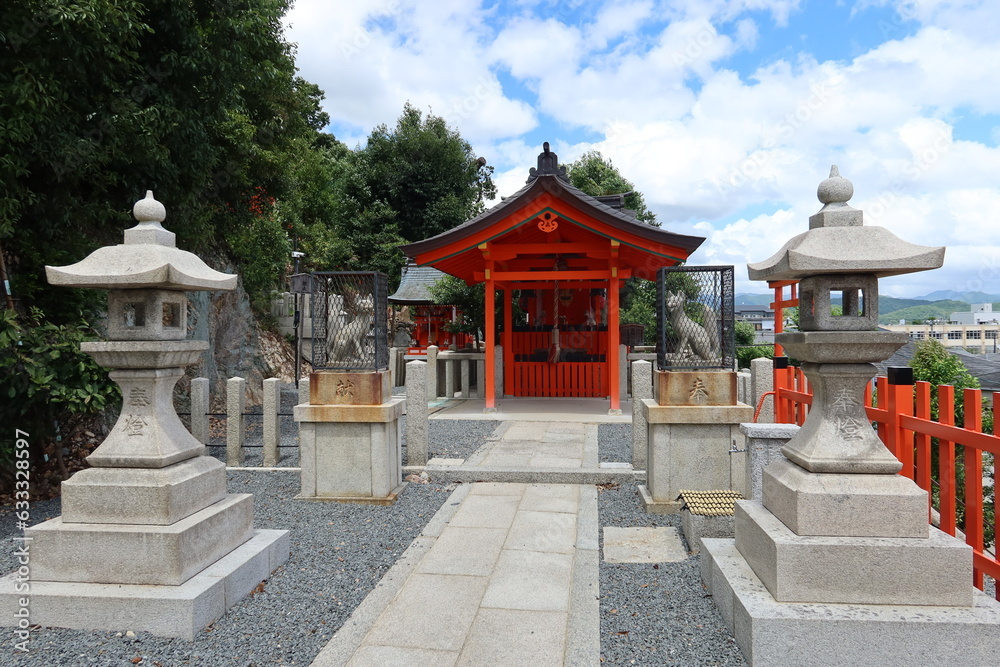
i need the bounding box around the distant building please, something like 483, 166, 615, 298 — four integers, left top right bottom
950, 303, 999, 325
735, 304, 775, 342
883, 321, 1000, 354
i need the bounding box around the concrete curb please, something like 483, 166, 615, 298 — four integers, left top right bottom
423, 466, 637, 485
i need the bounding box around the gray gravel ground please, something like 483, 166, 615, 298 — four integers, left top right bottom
1, 393, 742, 665
597, 482, 746, 666
599, 423, 632, 463
0, 472, 457, 665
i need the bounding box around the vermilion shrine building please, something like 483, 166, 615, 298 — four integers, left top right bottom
402, 144, 705, 412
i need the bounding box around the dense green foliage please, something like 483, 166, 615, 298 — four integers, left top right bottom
429, 275, 488, 344
566, 151, 658, 225
0, 308, 120, 487
300, 104, 496, 286
1, 0, 329, 315
0, 3, 495, 479
908, 339, 995, 548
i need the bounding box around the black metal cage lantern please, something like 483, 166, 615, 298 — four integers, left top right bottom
655, 266, 735, 370
309, 272, 389, 371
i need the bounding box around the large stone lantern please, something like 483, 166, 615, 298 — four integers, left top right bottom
0, 192, 288, 639
747, 166, 944, 474
699, 168, 1000, 666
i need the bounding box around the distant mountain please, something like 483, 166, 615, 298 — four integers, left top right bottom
879, 296, 936, 314
878, 300, 971, 325
914, 290, 1000, 303
735, 293, 774, 306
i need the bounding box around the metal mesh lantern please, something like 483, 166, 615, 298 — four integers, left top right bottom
655, 265, 735, 370
309, 272, 389, 371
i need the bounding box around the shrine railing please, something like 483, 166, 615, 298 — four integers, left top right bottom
772, 364, 999, 598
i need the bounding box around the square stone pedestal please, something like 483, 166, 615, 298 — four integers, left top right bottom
295, 397, 406, 505
0, 457, 290, 639
638, 399, 752, 513
702, 538, 1000, 666
702, 458, 1000, 665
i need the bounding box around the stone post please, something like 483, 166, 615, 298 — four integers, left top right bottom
493, 344, 503, 399
190, 377, 210, 445
639, 370, 753, 513
751, 357, 774, 423
460, 357, 471, 398
294, 370, 405, 505
405, 360, 428, 466
476, 356, 485, 399
226, 377, 246, 466
738, 422, 798, 502
262, 378, 280, 467
619, 344, 628, 402
630, 360, 652, 470
445, 353, 456, 398
425, 345, 439, 400
298, 376, 310, 406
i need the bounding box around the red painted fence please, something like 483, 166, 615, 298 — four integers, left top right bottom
772, 365, 999, 598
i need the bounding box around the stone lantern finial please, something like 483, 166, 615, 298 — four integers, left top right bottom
817, 165, 853, 206
810, 165, 860, 228
125, 190, 175, 246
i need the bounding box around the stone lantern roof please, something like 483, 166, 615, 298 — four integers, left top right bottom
45, 191, 236, 291
747, 166, 944, 281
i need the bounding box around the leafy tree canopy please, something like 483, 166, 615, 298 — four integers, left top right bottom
1, 0, 327, 316
566, 150, 658, 226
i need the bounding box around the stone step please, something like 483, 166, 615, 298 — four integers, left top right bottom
28, 493, 254, 586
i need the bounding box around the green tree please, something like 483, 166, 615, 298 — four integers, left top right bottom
316, 104, 495, 284
566, 150, 658, 225
909, 339, 995, 548
429, 275, 488, 346
1, 0, 329, 317
0, 0, 331, 474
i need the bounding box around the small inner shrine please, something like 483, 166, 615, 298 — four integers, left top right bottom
402, 143, 706, 411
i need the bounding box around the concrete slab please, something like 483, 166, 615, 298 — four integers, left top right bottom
28, 494, 254, 586
429, 398, 632, 423
457, 608, 567, 666
447, 494, 520, 529
480, 550, 573, 612
363, 573, 489, 652
347, 645, 458, 667
415, 527, 507, 577
467, 482, 527, 496
426, 457, 464, 466
425, 466, 635, 485
504, 511, 577, 554
519, 483, 580, 514
735, 501, 973, 606
602, 527, 688, 563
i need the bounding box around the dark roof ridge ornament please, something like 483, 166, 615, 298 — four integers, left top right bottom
526, 141, 570, 184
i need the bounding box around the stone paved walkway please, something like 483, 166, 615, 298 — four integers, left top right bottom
311, 421, 602, 666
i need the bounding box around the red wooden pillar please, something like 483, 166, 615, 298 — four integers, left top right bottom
503, 286, 513, 397
608, 270, 620, 411
485, 267, 496, 409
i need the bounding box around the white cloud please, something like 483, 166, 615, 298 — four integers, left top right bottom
284, 0, 1000, 296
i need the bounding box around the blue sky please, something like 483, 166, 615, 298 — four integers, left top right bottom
284, 0, 1000, 298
